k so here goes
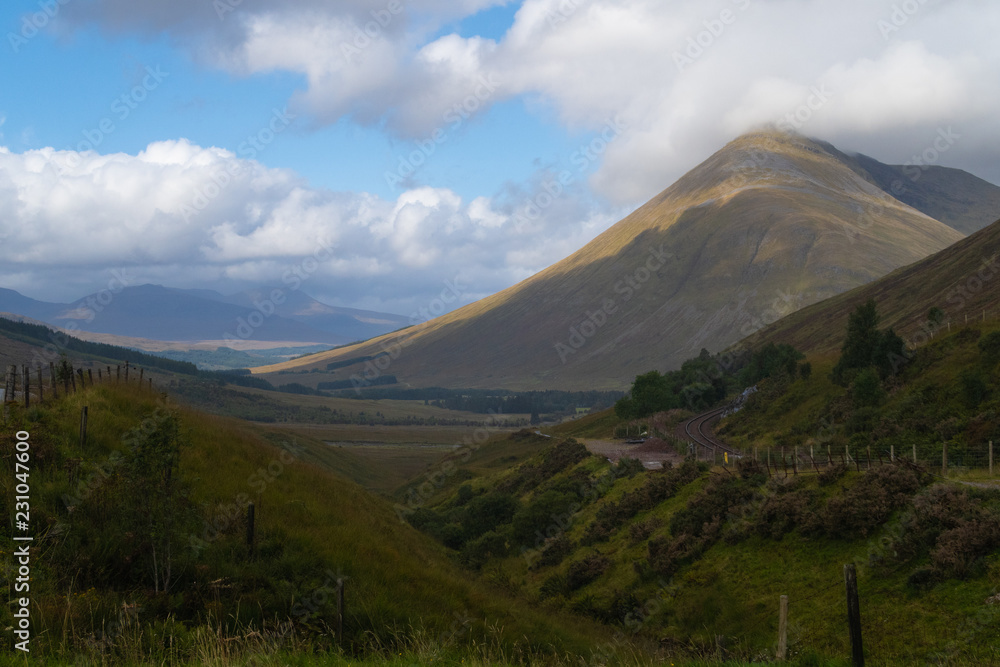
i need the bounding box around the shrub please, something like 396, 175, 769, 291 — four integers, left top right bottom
818, 464, 924, 539
564, 553, 611, 591
459, 530, 510, 570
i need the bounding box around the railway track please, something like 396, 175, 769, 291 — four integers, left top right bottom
681, 406, 741, 457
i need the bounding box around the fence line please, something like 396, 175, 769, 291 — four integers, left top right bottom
692, 441, 997, 480
2, 359, 154, 407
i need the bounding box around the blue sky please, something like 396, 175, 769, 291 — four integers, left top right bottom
2, 0, 999, 316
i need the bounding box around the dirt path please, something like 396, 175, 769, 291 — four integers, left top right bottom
580, 438, 685, 470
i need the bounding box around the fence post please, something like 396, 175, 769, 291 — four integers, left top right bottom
890, 445, 894, 462
337, 578, 345, 642
792, 447, 798, 475
125, 361, 130, 383
942, 442, 948, 478
913, 444, 917, 464
76, 368, 85, 390
79, 406, 88, 449
139, 368, 144, 386
116, 365, 121, 383
70, 365, 77, 392
844, 564, 864, 666
4, 365, 14, 402
87, 369, 93, 385
22, 366, 30, 408
777, 594, 789, 661
866, 446, 871, 470
49, 362, 58, 399
246, 502, 255, 556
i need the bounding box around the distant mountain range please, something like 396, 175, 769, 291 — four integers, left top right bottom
253, 130, 1000, 390
0, 284, 409, 348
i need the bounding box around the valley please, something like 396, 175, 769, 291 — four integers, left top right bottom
2, 129, 1000, 666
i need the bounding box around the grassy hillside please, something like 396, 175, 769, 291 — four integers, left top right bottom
397, 428, 1000, 665
253, 131, 964, 391
0, 382, 628, 665
741, 218, 1000, 359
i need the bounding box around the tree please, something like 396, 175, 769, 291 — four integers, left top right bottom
928, 306, 945, 326
615, 370, 671, 420
852, 368, 885, 408
799, 362, 812, 381
833, 299, 909, 383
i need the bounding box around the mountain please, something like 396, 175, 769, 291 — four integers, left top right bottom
0, 284, 409, 347
255, 130, 989, 390
818, 140, 1000, 235
742, 215, 1000, 358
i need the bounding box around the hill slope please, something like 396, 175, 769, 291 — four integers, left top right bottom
742, 216, 1000, 357
256, 131, 969, 390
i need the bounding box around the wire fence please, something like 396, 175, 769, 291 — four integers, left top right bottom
2, 360, 154, 408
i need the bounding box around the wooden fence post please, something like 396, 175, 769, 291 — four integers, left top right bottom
844, 564, 865, 666
792, 447, 798, 475
890, 445, 894, 462
337, 578, 345, 642
70, 365, 77, 392
3, 365, 14, 402
139, 368, 144, 386
125, 361, 130, 383
107, 366, 112, 382
49, 362, 58, 399
246, 502, 255, 556
76, 368, 85, 390
942, 442, 948, 478
87, 369, 93, 385
912, 444, 917, 464
116, 365, 121, 383
79, 406, 88, 449
777, 594, 789, 661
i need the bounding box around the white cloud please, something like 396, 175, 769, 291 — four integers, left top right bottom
56, 0, 995, 203
0, 139, 612, 311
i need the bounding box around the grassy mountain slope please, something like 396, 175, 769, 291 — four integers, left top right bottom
741, 217, 1000, 358
254, 131, 965, 391
819, 142, 1000, 235
397, 429, 1000, 665
0, 382, 617, 664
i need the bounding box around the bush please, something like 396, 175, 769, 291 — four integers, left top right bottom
564, 553, 611, 591
818, 464, 924, 539
459, 530, 510, 570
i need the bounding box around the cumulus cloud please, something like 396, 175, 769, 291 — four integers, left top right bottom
10, 0, 1000, 311
50, 0, 1000, 203
0, 140, 614, 311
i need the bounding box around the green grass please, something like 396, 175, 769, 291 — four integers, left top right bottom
0, 384, 624, 664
